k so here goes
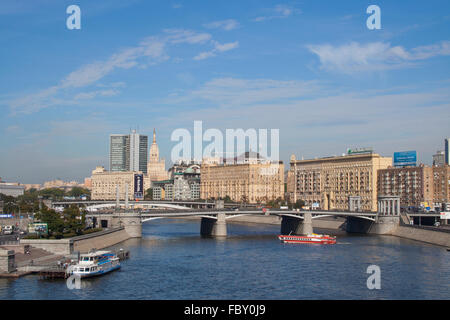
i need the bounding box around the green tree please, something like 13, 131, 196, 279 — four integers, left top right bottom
62, 205, 85, 235
293, 199, 305, 209
67, 187, 90, 198
145, 188, 153, 200
35, 205, 65, 237
39, 188, 65, 200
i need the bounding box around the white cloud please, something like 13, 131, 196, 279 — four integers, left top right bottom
203, 19, 240, 31
164, 77, 321, 104
194, 41, 239, 60
74, 89, 120, 100
253, 5, 299, 22
8, 29, 232, 114
164, 29, 212, 44
158, 77, 450, 165
307, 41, 450, 73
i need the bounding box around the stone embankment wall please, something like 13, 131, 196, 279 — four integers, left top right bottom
20, 227, 130, 255
391, 226, 450, 247
72, 228, 130, 253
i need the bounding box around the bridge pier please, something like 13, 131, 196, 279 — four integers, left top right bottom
117, 213, 142, 238
346, 196, 401, 234
200, 213, 227, 237
280, 212, 313, 235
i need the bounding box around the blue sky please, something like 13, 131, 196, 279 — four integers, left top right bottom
1, 0, 449, 183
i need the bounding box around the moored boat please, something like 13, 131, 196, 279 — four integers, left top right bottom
278, 233, 336, 244
68, 250, 121, 278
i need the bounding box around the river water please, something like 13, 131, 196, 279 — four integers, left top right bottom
1, 219, 449, 300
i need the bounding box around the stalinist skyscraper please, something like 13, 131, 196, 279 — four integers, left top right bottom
147, 129, 169, 182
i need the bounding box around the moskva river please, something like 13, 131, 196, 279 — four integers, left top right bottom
1, 219, 449, 299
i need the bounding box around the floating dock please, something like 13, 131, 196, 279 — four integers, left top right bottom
38, 266, 69, 279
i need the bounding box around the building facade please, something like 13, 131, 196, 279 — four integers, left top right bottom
90, 166, 144, 201
287, 152, 392, 211
433, 150, 445, 167
200, 162, 284, 203
377, 165, 433, 209
152, 163, 200, 201
0, 182, 25, 197
147, 129, 168, 182
110, 130, 148, 174
433, 165, 450, 209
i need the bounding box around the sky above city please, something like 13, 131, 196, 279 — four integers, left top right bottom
1, 0, 450, 184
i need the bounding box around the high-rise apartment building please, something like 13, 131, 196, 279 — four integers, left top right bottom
110, 130, 148, 174
377, 165, 433, 208
200, 161, 284, 203
287, 152, 392, 211
433, 165, 450, 208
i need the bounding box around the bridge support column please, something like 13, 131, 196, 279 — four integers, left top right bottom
346, 216, 399, 234
118, 213, 142, 238
297, 212, 313, 235
280, 213, 313, 235
200, 213, 227, 237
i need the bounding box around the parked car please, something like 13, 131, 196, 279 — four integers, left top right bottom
2, 225, 14, 235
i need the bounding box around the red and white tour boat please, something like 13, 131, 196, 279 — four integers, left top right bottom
278, 233, 336, 244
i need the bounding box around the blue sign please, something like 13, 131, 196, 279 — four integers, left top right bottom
0, 214, 13, 218
134, 174, 144, 199
393, 151, 417, 167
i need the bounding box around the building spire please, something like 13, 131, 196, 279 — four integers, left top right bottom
153, 128, 156, 144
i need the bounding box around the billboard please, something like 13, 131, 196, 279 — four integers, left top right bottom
28, 223, 48, 234
134, 173, 144, 199
347, 147, 373, 155
393, 150, 417, 167
440, 212, 450, 220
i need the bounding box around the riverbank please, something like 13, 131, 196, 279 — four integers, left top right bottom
20, 227, 130, 255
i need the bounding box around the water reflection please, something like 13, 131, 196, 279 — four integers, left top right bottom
1, 219, 449, 299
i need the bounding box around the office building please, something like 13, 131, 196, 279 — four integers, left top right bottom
110, 130, 148, 174
110, 134, 128, 172
446, 138, 450, 165
433, 150, 445, 167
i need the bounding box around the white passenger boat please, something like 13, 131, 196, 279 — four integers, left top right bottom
69, 250, 120, 278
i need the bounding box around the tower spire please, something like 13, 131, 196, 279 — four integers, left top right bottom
153, 128, 156, 144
